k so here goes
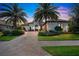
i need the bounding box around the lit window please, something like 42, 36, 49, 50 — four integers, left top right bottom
58, 24, 61, 26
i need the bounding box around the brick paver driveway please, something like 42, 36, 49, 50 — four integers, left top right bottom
1, 31, 79, 56
0, 32, 50, 56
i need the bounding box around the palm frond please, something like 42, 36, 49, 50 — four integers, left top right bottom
34, 3, 59, 24
19, 16, 27, 23
0, 3, 27, 28
0, 12, 11, 17
5, 17, 13, 24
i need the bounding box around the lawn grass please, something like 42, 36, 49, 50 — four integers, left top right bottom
42, 46, 79, 56
38, 34, 79, 41
0, 36, 17, 41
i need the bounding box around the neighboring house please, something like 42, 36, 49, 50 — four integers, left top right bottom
43, 20, 70, 32
0, 24, 14, 31
0, 20, 14, 31
0, 18, 27, 31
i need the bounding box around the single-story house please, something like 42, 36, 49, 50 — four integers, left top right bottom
24, 19, 70, 32
42, 20, 70, 32
24, 22, 40, 31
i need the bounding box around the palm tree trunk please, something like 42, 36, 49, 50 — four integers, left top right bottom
40, 25, 42, 31
13, 22, 16, 29
44, 20, 47, 31
13, 19, 17, 29
44, 23, 47, 31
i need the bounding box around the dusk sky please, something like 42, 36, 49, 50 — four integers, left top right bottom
0, 3, 74, 22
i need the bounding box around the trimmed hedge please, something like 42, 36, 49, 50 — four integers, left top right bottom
2, 31, 12, 36
38, 31, 62, 36
2, 29, 24, 36
12, 29, 24, 36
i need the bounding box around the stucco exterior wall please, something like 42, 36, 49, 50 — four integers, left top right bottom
47, 22, 69, 32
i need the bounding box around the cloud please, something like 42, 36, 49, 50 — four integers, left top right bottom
27, 17, 34, 22
57, 6, 70, 20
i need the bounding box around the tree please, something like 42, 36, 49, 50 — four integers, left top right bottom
0, 3, 27, 29
70, 4, 79, 33
34, 3, 59, 31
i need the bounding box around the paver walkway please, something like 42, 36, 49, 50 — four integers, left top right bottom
39, 41, 79, 46
0, 32, 50, 56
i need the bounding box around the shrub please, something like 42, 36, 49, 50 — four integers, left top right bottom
72, 26, 79, 33
55, 26, 62, 32
38, 32, 46, 36
2, 29, 24, 36
12, 29, 24, 36
0, 32, 3, 36
0, 29, 2, 32
49, 30, 57, 33
2, 31, 12, 36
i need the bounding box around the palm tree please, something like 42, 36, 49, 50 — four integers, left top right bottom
0, 3, 27, 29
34, 3, 59, 31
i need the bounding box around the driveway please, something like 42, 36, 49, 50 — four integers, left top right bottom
1, 32, 79, 56
0, 32, 50, 56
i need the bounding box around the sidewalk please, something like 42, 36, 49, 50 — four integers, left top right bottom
39, 40, 79, 46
